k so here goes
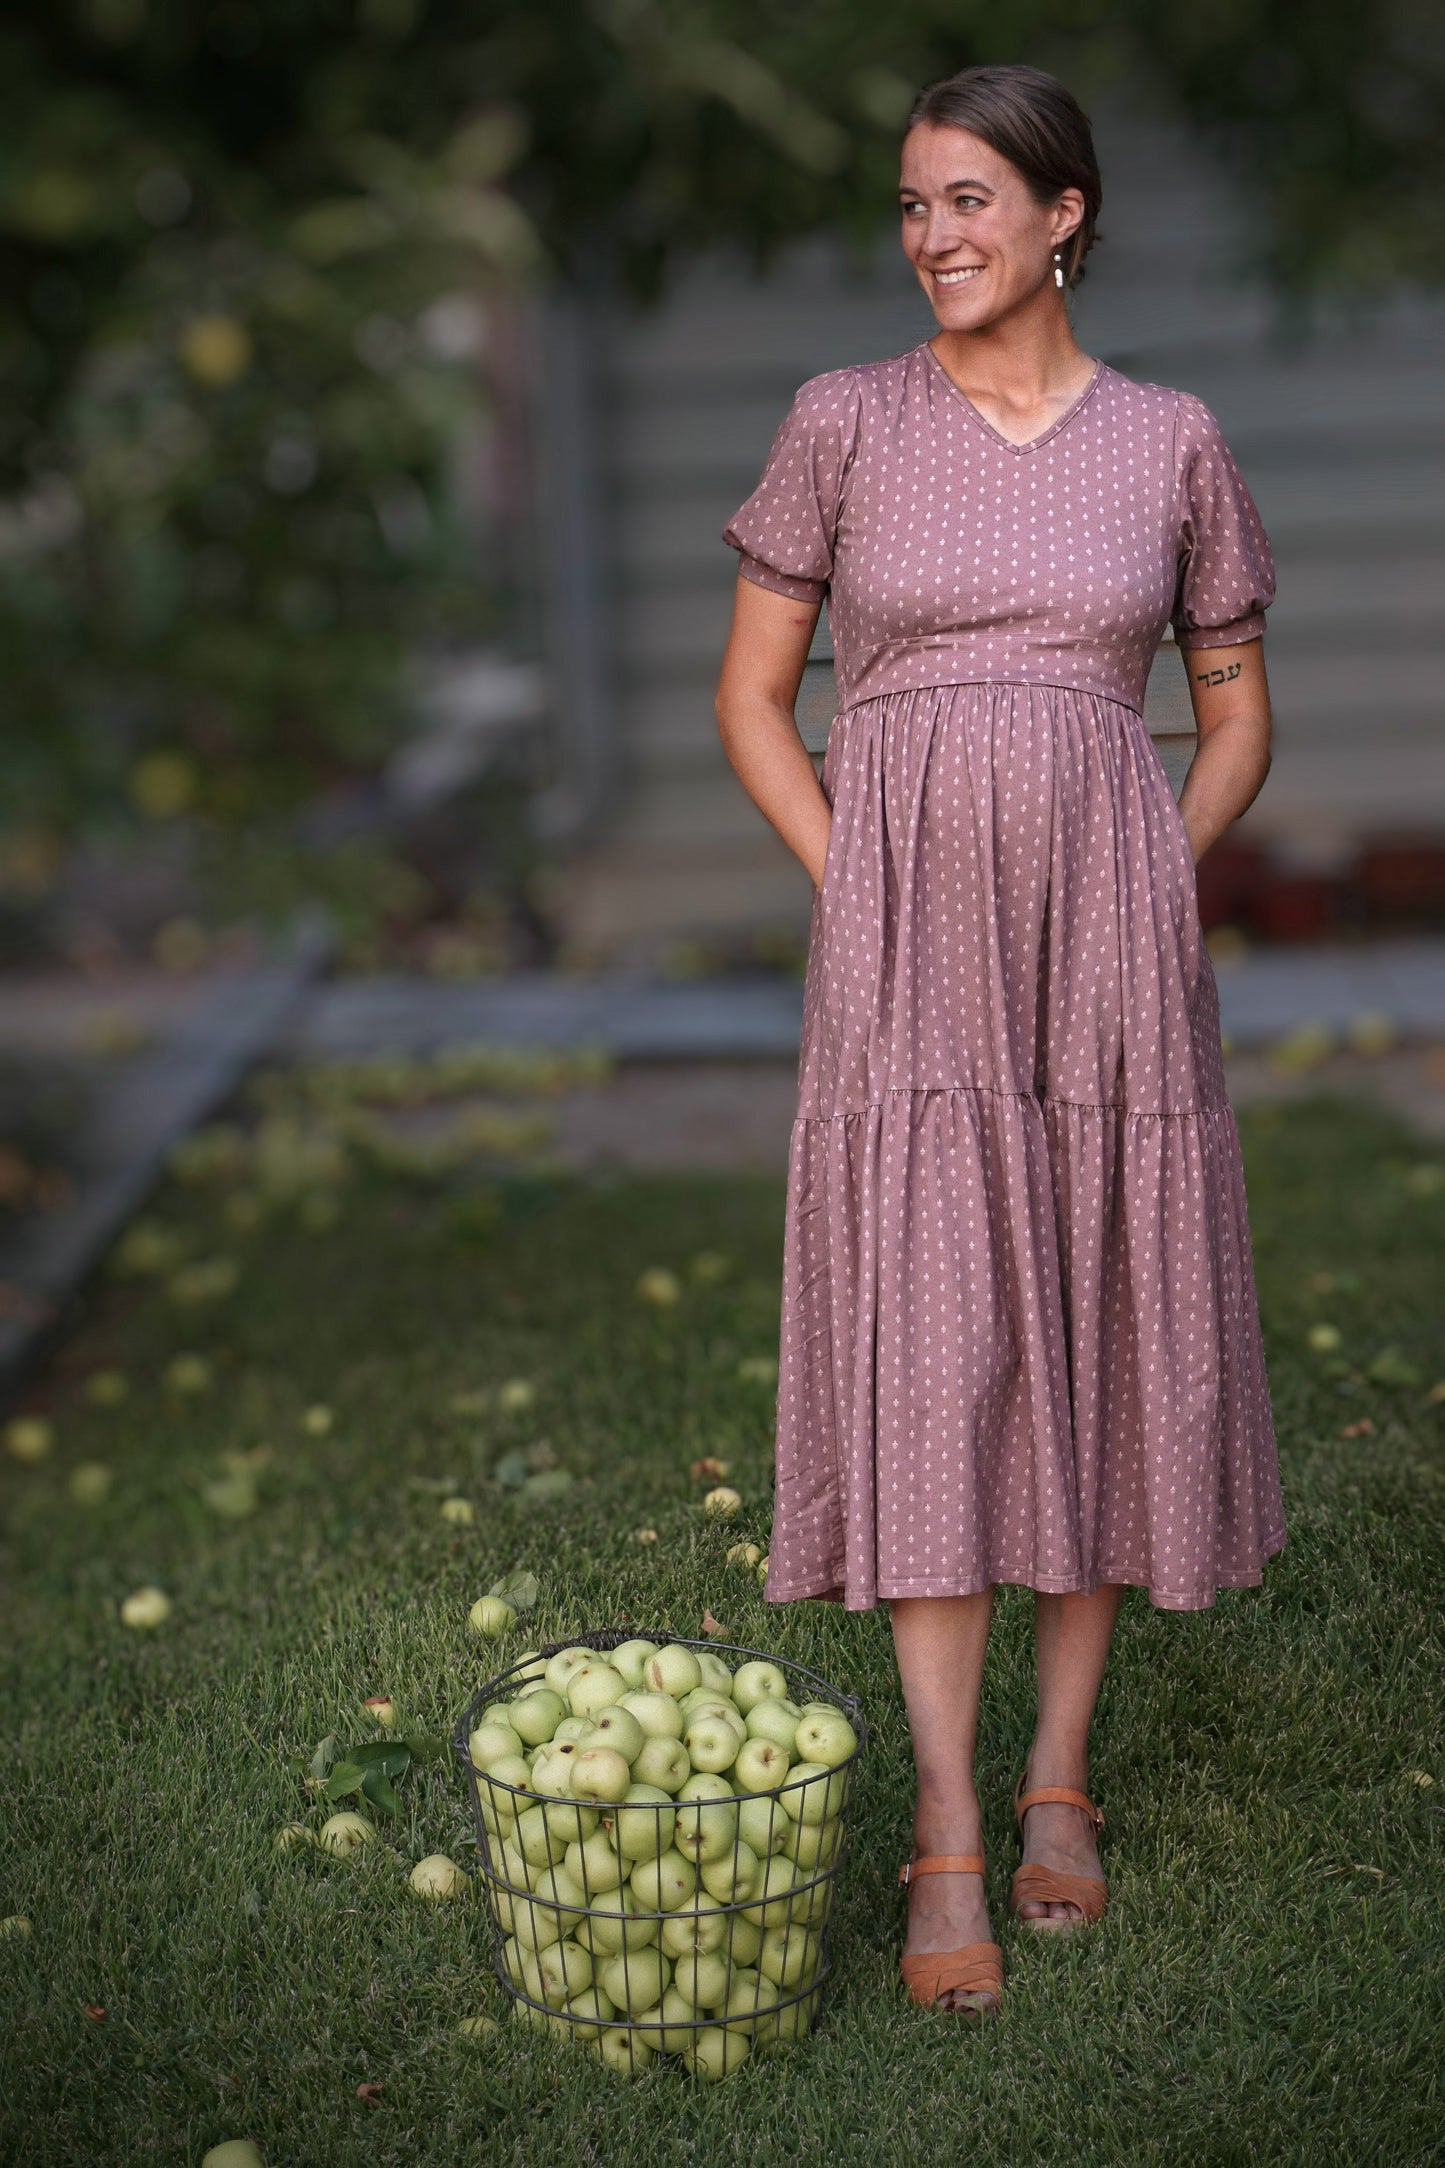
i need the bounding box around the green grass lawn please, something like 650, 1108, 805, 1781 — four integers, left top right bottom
2, 1090, 1443, 2167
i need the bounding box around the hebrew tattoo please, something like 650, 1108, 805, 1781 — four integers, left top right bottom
1193, 659, 1243, 689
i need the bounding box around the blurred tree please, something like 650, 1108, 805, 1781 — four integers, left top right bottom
0, 0, 1438, 834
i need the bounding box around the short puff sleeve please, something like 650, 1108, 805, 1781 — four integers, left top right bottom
721, 368, 862, 604
1170, 392, 1275, 650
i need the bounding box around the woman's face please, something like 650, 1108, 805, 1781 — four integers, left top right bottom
899, 122, 1082, 330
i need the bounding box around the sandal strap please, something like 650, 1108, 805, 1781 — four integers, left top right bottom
898, 1853, 985, 1885
1009, 1861, 1108, 1924
899, 1942, 1004, 2006
1013, 1773, 1105, 1832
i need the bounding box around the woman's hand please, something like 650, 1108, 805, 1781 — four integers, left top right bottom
714, 575, 834, 889
1176, 635, 1274, 864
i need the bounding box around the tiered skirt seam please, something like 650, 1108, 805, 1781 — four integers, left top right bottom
797, 1082, 1229, 1122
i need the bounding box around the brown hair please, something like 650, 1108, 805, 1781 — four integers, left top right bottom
905, 63, 1102, 289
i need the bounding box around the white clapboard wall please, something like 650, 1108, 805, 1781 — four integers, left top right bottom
534, 93, 1445, 960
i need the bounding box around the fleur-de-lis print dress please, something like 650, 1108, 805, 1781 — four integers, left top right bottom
722, 343, 1286, 1611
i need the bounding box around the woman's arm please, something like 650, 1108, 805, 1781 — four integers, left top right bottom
714, 573, 834, 890
1175, 635, 1273, 866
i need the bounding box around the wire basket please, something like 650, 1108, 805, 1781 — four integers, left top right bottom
454, 1629, 866, 2077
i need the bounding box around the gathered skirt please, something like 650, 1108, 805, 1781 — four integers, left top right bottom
767, 680, 1286, 1612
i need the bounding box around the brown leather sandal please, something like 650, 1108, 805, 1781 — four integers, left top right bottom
1008, 1773, 1108, 1930
897, 1854, 1004, 2014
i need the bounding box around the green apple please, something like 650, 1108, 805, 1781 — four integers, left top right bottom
722, 1915, 763, 1967
201, 2145, 266, 2168
782, 1814, 841, 1870
672, 1947, 732, 2009
529, 1863, 589, 1930
498, 1837, 529, 1888
660, 1894, 730, 1958
682, 1714, 739, 1775
635, 1985, 704, 2055
752, 1989, 815, 2052
721, 1965, 783, 2035
736, 1795, 789, 1858
546, 1799, 599, 1847
607, 1782, 676, 1860
744, 1699, 801, 1752
568, 1663, 630, 1720
67, 1462, 112, 1506
510, 1893, 564, 1952
119, 1586, 171, 1629
558, 1985, 615, 2042
509, 1688, 566, 1747
789, 1877, 832, 1930
409, 1853, 464, 1900
544, 1646, 597, 1697
594, 2025, 653, 2076
273, 1822, 315, 1854
738, 1855, 798, 1929
553, 1715, 594, 1744
457, 2014, 498, 2041
581, 1706, 645, 1765
629, 1847, 697, 1913
318, 1811, 373, 1858
732, 1660, 789, 1714
534, 1935, 593, 2006
600, 1944, 673, 2015
608, 1638, 660, 1689
758, 1924, 819, 1989
632, 1737, 690, 1794
485, 1753, 532, 1809
469, 1595, 516, 1637
733, 1737, 792, 1794
695, 1651, 735, 1695
580, 1892, 659, 1954
644, 1645, 702, 1698
793, 1708, 858, 1768
699, 1839, 762, 1904
564, 1828, 625, 1895
684, 1693, 748, 1739
469, 1719, 524, 1769
514, 1804, 565, 1870
673, 1778, 739, 1865
619, 1691, 684, 1741
530, 1743, 581, 1799
570, 1745, 632, 1804
501, 1934, 526, 1985
683, 2025, 750, 2079
779, 1763, 847, 1826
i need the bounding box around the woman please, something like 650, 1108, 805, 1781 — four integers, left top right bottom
713, 62, 1285, 2017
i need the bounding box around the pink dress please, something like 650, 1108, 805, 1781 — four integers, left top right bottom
722, 341, 1286, 1612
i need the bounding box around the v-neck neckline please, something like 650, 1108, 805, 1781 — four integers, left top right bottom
922, 342, 1105, 454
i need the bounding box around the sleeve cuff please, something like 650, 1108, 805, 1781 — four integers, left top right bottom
733, 551, 828, 604
1174, 613, 1267, 652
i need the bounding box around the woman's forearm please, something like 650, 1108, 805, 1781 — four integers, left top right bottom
715, 690, 834, 889
1176, 711, 1273, 865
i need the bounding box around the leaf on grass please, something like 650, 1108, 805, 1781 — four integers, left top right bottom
404, 1733, 447, 1766
84, 2005, 105, 2020
360, 1764, 402, 1818
488, 1568, 540, 1611
356, 2082, 384, 2103
493, 1450, 530, 1488
325, 1760, 366, 1799
700, 1608, 729, 1637
308, 1734, 341, 1780
350, 1741, 412, 1777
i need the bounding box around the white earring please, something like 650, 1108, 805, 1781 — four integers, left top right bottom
1053, 250, 1065, 290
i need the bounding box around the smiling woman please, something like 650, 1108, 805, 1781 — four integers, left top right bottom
714, 61, 1283, 2026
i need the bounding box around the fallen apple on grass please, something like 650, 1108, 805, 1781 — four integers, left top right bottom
409, 1854, 465, 1899
201, 2144, 266, 2168
4, 1417, 52, 1463
318, 1811, 375, 1857
119, 1586, 171, 1629
67, 1463, 113, 1506
469, 1595, 517, 1638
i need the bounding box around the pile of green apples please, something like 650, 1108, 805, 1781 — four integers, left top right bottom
467, 1638, 859, 2080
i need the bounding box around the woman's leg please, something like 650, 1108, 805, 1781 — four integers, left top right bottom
888, 1590, 997, 2010
1015, 1585, 1123, 1926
